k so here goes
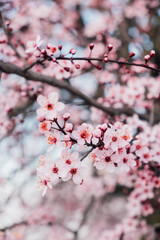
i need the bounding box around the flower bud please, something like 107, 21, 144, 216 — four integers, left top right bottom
47, 43, 52, 49
65, 123, 73, 132
69, 48, 76, 55
144, 55, 150, 63
37, 116, 46, 122
6, 21, 10, 26
108, 43, 113, 52
96, 65, 102, 70
58, 45, 62, 50
150, 50, 155, 58
129, 52, 135, 58
89, 43, 94, 50
75, 64, 80, 69
103, 56, 108, 62
63, 112, 70, 121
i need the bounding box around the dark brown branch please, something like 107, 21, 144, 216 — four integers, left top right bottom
56, 57, 160, 74
0, 60, 149, 121
25, 56, 160, 73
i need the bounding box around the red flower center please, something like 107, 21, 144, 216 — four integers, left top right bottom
41, 122, 47, 130
53, 167, 58, 173
47, 104, 54, 110
143, 153, 149, 159
70, 168, 77, 175
136, 145, 141, 150
123, 158, 128, 163
112, 136, 117, 142
48, 135, 57, 145
65, 159, 71, 165
105, 156, 111, 162
123, 135, 128, 140
80, 130, 89, 139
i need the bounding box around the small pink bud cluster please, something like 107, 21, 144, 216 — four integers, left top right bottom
144, 50, 155, 64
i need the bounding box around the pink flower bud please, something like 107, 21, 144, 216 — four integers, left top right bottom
65, 123, 73, 132
99, 123, 108, 131
58, 45, 62, 50
63, 112, 70, 121
144, 55, 150, 63
103, 56, 108, 62
41, 49, 46, 54
47, 43, 52, 49
89, 43, 94, 50
129, 52, 135, 58
150, 50, 155, 57
75, 64, 80, 69
96, 65, 102, 70
69, 48, 76, 55
108, 43, 113, 52
6, 21, 10, 26
37, 115, 46, 122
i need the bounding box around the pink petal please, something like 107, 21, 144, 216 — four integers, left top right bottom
37, 95, 47, 107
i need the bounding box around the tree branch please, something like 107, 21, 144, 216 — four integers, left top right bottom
0, 60, 149, 121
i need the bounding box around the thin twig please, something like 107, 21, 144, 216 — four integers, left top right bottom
0, 11, 22, 59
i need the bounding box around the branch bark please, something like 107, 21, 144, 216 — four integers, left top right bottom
0, 60, 149, 121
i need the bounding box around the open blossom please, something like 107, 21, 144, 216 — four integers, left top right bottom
25, 35, 43, 53
46, 130, 61, 152
118, 153, 136, 172
37, 92, 65, 119
94, 148, 116, 172
46, 160, 68, 185
130, 140, 148, 157
62, 156, 83, 184
38, 120, 51, 134
37, 175, 52, 196
72, 123, 93, 145
104, 125, 132, 151
60, 149, 79, 171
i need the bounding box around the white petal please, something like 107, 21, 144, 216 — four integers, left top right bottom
73, 175, 82, 184
56, 102, 65, 111
48, 92, 59, 102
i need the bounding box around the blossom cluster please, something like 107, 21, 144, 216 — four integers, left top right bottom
36, 91, 137, 196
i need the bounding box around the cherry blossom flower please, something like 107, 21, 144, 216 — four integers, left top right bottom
142, 203, 154, 216
130, 140, 148, 157
38, 120, 51, 134
62, 157, 83, 184
25, 35, 43, 53
37, 175, 52, 196
60, 149, 79, 172
47, 160, 68, 185
72, 123, 93, 145
119, 153, 136, 172
46, 130, 61, 152
94, 148, 116, 172
103, 127, 121, 151
37, 92, 65, 119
